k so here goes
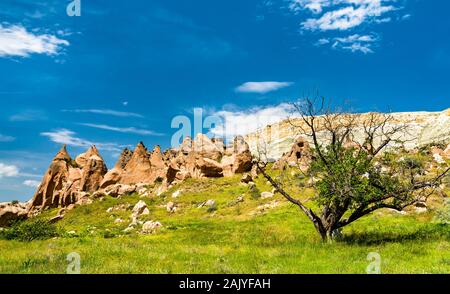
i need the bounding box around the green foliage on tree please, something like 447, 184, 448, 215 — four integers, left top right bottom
256, 97, 450, 242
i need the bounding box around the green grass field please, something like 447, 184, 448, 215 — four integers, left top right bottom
0, 175, 449, 274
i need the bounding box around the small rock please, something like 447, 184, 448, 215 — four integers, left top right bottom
119, 184, 136, 196
240, 173, 253, 184
415, 207, 427, 214
67, 230, 76, 235
142, 221, 162, 234
106, 207, 113, 213
49, 214, 64, 223
132, 200, 148, 217
123, 227, 134, 233
237, 195, 244, 202
166, 202, 176, 213
114, 218, 124, 224
261, 191, 274, 199
92, 191, 106, 199
248, 182, 256, 191
205, 199, 216, 207
172, 190, 181, 198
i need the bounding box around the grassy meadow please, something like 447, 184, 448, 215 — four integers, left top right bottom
0, 173, 449, 274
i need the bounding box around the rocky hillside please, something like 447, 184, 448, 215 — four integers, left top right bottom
245, 109, 450, 160
0, 134, 255, 226
2, 109, 450, 227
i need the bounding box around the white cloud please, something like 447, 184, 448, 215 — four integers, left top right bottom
41, 129, 122, 152
0, 163, 19, 178
62, 109, 144, 118
236, 81, 293, 94
301, 2, 395, 31
315, 38, 331, 46
23, 180, 40, 188
287, 0, 402, 53
79, 123, 164, 136
209, 103, 296, 139
290, 0, 332, 14
0, 134, 15, 142
0, 24, 69, 57
317, 33, 378, 54
9, 109, 47, 122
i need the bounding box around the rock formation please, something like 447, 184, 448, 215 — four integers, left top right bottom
119, 142, 154, 185
29, 145, 74, 210
79, 146, 107, 193
273, 137, 312, 171
20, 134, 253, 217
245, 108, 450, 161
0, 202, 28, 227
100, 148, 132, 189
167, 134, 253, 180
29, 145, 107, 212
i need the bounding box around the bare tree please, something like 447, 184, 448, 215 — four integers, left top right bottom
254, 96, 450, 242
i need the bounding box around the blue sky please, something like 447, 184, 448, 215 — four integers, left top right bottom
0, 0, 449, 201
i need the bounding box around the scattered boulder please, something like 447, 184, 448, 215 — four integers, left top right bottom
131, 200, 149, 218
172, 190, 181, 198
166, 202, 176, 213
142, 221, 162, 234
114, 218, 124, 224
205, 199, 216, 207
49, 214, 64, 223
118, 185, 136, 196
123, 227, 134, 233
248, 182, 256, 191
261, 191, 274, 199
240, 173, 253, 184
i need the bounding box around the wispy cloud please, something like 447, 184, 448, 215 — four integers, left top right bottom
0, 134, 15, 142
0, 162, 19, 178
79, 123, 164, 136
9, 109, 47, 122
41, 129, 122, 152
236, 82, 293, 94
208, 103, 295, 139
0, 24, 69, 58
300, 1, 396, 31
62, 109, 144, 118
23, 179, 40, 188
286, 0, 403, 53
318, 33, 378, 54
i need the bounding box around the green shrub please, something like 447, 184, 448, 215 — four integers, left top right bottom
0, 219, 59, 242
434, 199, 450, 225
